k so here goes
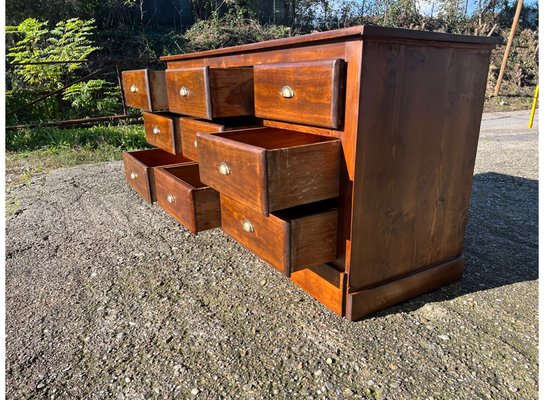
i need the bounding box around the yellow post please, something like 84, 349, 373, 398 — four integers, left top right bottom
528, 84, 539, 128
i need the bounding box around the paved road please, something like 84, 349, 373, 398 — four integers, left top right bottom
6, 111, 538, 399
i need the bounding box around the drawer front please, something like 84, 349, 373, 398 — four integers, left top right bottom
155, 163, 221, 233
254, 59, 345, 129
123, 70, 151, 110
180, 118, 225, 161
198, 128, 341, 215
166, 67, 211, 118
221, 195, 338, 276
144, 112, 179, 154
122, 149, 192, 203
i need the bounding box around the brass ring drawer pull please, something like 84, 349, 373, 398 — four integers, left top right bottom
242, 219, 254, 233
218, 162, 231, 176
280, 86, 294, 98
167, 194, 175, 203
130, 171, 138, 180
179, 86, 189, 97
152, 126, 161, 135
130, 84, 138, 93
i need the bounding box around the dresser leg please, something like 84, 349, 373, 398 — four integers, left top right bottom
346, 257, 465, 321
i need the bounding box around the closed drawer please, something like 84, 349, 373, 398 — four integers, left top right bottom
144, 112, 182, 155
180, 117, 260, 161
165, 67, 254, 119
122, 149, 191, 204
198, 128, 341, 215
122, 69, 168, 111
154, 163, 221, 233
221, 195, 338, 276
254, 59, 345, 129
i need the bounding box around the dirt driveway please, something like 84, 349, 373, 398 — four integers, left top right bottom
6, 110, 538, 399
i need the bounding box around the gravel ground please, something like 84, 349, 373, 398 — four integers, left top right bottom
6, 111, 538, 399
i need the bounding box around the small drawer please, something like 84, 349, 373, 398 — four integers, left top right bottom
254, 59, 345, 129
122, 69, 168, 111
165, 67, 254, 119
220, 195, 338, 276
154, 163, 221, 234
144, 112, 182, 155
197, 128, 341, 215
180, 117, 260, 161
122, 149, 191, 204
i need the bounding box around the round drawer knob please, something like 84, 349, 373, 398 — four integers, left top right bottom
179, 86, 189, 97
218, 162, 231, 176
242, 219, 254, 233
152, 126, 161, 135
280, 86, 294, 98
130, 171, 138, 180
167, 194, 175, 203
130, 84, 138, 93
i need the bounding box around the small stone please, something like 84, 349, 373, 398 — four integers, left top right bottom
326, 358, 333, 365
260, 280, 266, 286
297, 362, 303, 369
90, 272, 97, 278
37, 383, 46, 389
191, 388, 199, 395
389, 363, 398, 370
389, 381, 400, 388
172, 329, 182, 336
437, 335, 450, 341
128, 322, 137, 327
343, 388, 354, 396
242, 383, 252, 391
314, 369, 323, 376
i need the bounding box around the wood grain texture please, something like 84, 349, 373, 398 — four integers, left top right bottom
221, 195, 338, 276
143, 112, 180, 155
290, 264, 346, 316
198, 128, 340, 215
122, 149, 192, 203
154, 163, 221, 233
254, 59, 345, 129
166, 67, 254, 119
349, 40, 492, 291
346, 257, 464, 321
122, 70, 168, 111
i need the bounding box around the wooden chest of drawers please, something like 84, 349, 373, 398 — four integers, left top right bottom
121, 26, 499, 320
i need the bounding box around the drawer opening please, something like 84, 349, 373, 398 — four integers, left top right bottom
160, 163, 206, 189
273, 198, 338, 221
127, 148, 191, 167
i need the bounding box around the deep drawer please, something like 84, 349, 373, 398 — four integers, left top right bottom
254, 59, 345, 129
154, 163, 221, 233
122, 69, 168, 111
122, 149, 191, 204
143, 112, 184, 155
180, 117, 260, 161
221, 195, 338, 276
197, 128, 341, 215
165, 67, 254, 119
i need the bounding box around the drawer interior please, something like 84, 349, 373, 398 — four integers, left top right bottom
160, 163, 206, 189
127, 148, 191, 167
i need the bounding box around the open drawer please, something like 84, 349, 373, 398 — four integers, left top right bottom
154, 163, 221, 234
122, 149, 191, 204
197, 128, 341, 215
122, 69, 168, 111
221, 195, 338, 276
143, 112, 185, 155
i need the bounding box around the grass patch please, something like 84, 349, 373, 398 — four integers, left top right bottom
5, 197, 21, 217
6, 124, 151, 186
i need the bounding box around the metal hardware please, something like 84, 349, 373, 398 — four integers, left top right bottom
280, 86, 294, 98
242, 219, 254, 233
130, 84, 138, 93
218, 162, 231, 176
130, 172, 138, 180
152, 126, 160, 135
167, 194, 175, 203
179, 86, 189, 97
193, 139, 198, 148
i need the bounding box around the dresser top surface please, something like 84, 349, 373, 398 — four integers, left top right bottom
161, 25, 501, 62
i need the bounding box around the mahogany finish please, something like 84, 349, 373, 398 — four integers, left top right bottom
220, 195, 338, 276
122, 69, 168, 112
154, 163, 221, 234
143, 112, 182, 155
122, 149, 192, 203
121, 26, 499, 320
197, 127, 340, 215
165, 67, 254, 119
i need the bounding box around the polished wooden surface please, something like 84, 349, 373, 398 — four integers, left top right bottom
143, 112, 180, 155
198, 127, 340, 215
122, 69, 168, 111
220, 195, 338, 276
154, 163, 221, 233
254, 59, 345, 129
122, 149, 191, 203
165, 67, 254, 119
